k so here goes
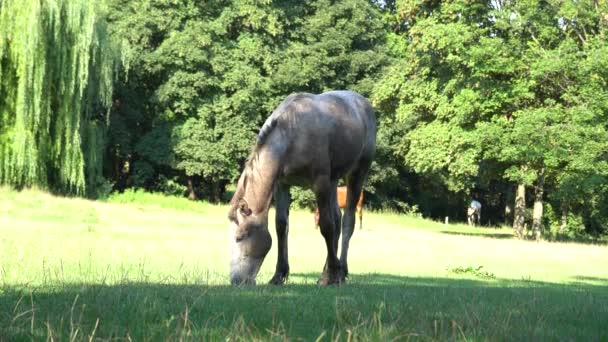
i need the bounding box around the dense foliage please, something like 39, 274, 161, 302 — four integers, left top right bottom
1, 0, 607, 238
0, 0, 117, 195
105, 0, 388, 202
374, 0, 608, 238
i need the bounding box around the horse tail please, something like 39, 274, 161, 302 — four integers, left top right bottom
358, 192, 364, 230
359, 208, 363, 230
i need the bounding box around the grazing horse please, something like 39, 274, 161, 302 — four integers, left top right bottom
467, 200, 482, 226
228, 90, 376, 286
314, 186, 364, 230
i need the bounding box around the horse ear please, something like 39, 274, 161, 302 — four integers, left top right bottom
238, 199, 252, 217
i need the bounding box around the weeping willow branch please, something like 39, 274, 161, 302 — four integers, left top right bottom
0, 0, 117, 194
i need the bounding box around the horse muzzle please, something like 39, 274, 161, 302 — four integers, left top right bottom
229, 257, 263, 286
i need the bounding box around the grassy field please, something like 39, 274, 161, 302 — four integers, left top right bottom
1, 188, 607, 340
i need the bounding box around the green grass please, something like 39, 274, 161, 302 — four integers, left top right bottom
1, 188, 607, 340
106, 188, 212, 213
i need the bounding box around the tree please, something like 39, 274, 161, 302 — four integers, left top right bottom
0, 0, 117, 195
107, 0, 389, 202
493, 0, 608, 238
373, 0, 608, 237
373, 0, 520, 219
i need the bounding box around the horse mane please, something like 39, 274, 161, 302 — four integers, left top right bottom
256, 92, 310, 146
227, 148, 260, 221
256, 117, 277, 145
230, 92, 311, 219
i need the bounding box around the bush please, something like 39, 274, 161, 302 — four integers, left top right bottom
544, 202, 587, 241
289, 187, 316, 210
88, 177, 114, 200
157, 175, 187, 197
131, 160, 155, 188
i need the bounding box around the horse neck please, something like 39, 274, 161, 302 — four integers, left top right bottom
243, 148, 280, 215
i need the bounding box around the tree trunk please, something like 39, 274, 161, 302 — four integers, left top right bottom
212, 181, 221, 203
513, 184, 526, 239
560, 203, 568, 234
187, 176, 198, 201
113, 154, 122, 188
218, 180, 227, 203
532, 168, 545, 241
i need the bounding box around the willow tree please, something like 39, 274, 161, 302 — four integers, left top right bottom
0, 0, 116, 194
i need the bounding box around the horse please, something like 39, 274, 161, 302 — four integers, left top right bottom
227, 90, 376, 286
467, 200, 482, 226
314, 186, 364, 230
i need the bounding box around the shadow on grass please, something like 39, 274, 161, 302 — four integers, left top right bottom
1, 274, 607, 341
439, 230, 608, 245
571, 275, 608, 285
439, 230, 514, 239
544, 235, 608, 246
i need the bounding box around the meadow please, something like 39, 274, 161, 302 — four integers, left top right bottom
1, 188, 607, 341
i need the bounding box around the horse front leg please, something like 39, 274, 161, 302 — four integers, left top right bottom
315, 177, 343, 286
270, 183, 291, 285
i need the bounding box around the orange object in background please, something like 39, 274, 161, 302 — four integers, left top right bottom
314, 186, 364, 229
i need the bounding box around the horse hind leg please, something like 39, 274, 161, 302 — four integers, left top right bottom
333, 191, 342, 260
270, 183, 290, 285
322, 186, 341, 273
340, 159, 372, 279
315, 177, 343, 286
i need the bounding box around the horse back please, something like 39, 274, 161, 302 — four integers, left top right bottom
261, 91, 376, 188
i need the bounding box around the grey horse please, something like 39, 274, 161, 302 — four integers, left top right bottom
467, 200, 482, 226
227, 90, 377, 286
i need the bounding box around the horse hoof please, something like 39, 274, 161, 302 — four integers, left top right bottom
317, 272, 345, 286
269, 274, 287, 285
316, 278, 344, 286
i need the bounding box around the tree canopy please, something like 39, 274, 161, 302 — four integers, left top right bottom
373, 0, 608, 237
105, 0, 388, 201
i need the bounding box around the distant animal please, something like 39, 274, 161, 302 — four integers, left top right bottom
227, 90, 376, 286
314, 186, 364, 230
467, 200, 482, 226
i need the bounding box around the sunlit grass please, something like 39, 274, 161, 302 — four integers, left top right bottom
106, 188, 212, 213
1, 187, 607, 340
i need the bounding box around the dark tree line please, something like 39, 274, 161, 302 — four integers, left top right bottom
1, 0, 607, 239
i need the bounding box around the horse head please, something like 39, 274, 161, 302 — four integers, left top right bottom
227, 172, 272, 285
